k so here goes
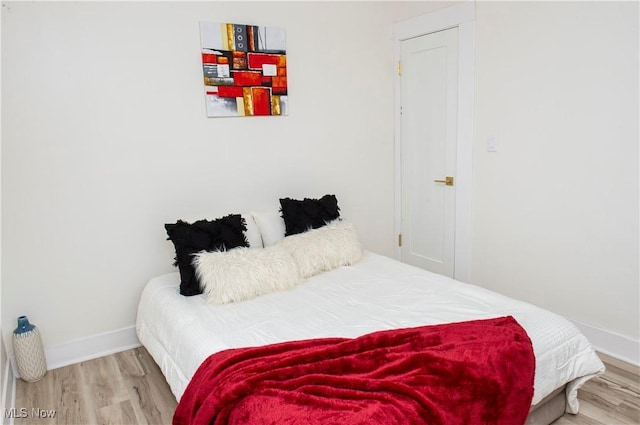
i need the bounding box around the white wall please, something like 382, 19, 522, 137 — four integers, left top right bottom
1, 1, 449, 359
472, 1, 639, 359
3, 0, 638, 366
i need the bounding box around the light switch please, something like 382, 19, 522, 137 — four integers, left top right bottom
487, 134, 498, 152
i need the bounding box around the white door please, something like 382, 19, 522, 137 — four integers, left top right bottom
400, 27, 458, 277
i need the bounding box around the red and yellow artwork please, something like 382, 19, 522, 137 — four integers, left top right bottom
200, 22, 288, 117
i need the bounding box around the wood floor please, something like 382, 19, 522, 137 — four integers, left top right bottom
13, 347, 640, 425
14, 348, 176, 425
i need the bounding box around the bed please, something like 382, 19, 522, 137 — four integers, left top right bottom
136, 201, 605, 425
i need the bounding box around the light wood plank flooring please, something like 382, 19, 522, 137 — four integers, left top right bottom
14, 348, 639, 424
14, 347, 176, 425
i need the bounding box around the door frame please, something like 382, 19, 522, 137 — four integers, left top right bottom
393, 2, 475, 282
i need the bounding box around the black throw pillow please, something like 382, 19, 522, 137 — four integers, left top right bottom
279, 194, 340, 236
165, 214, 248, 296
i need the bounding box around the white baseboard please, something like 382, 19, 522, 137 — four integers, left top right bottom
2, 352, 16, 425
45, 325, 141, 371
570, 319, 640, 367
10, 326, 141, 377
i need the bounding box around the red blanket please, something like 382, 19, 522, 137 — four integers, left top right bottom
174, 316, 535, 425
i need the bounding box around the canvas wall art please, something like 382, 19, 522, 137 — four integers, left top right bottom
200, 21, 288, 117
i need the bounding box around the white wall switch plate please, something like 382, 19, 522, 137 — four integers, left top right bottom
487, 134, 498, 152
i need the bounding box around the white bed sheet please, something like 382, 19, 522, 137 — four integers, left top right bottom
136, 251, 604, 413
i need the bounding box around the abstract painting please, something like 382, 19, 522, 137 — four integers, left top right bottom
199, 21, 288, 117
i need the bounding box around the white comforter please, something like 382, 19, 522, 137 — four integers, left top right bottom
136, 251, 604, 412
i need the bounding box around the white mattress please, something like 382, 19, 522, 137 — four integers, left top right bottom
136, 251, 604, 413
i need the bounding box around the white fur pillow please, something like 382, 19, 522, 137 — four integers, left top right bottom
277, 220, 363, 279
193, 245, 300, 304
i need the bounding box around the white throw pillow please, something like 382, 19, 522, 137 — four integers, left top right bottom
277, 220, 363, 279
241, 213, 263, 248
251, 210, 286, 246
193, 245, 300, 304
